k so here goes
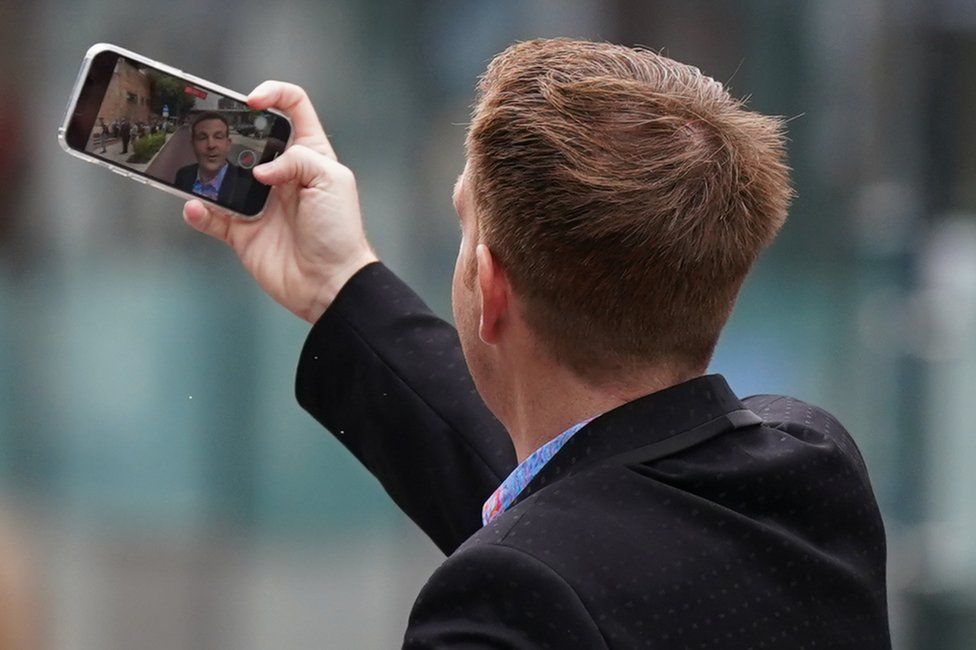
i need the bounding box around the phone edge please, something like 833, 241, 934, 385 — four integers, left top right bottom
57, 42, 292, 222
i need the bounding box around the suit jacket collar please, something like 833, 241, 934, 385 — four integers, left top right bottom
217, 162, 239, 203
510, 374, 746, 509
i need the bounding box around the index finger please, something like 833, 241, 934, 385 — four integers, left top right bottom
247, 80, 336, 160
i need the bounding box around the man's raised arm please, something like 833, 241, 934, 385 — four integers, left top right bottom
183, 81, 515, 554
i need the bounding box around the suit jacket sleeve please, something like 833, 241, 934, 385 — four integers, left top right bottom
295, 262, 517, 554
403, 543, 607, 649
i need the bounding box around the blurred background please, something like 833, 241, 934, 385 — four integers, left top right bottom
0, 0, 974, 647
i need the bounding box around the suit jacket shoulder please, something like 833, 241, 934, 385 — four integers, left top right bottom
744, 393, 872, 475
405, 540, 608, 649
407, 388, 891, 649
175, 164, 198, 191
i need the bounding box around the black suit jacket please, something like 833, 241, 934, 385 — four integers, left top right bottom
174, 161, 252, 211
296, 263, 891, 649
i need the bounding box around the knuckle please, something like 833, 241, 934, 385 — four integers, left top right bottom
252, 80, 277, 97
334, 164, 356, 186
288, 143, 314, 161
283, 82, 308, 104
287, 144, 330, 184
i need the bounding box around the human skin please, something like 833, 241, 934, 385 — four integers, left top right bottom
182, 82, 377, 323
192, 118, 232, 180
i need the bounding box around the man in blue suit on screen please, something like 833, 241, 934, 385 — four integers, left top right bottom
175, 112, 251, 209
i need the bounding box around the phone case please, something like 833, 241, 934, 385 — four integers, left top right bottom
57, 42, 292, 221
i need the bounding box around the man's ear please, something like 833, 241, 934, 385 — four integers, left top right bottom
477, 244, 508, 344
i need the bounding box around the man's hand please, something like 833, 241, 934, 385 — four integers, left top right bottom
183, 81, 378, 323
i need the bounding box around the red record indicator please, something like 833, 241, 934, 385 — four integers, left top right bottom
184, 86, 207, 99
237, 149, 257, 169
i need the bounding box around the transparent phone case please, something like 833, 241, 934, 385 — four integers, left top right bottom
57, 42, 291, 221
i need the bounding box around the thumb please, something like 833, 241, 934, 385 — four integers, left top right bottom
253, 144, 333, 189
183, 199, 232, 244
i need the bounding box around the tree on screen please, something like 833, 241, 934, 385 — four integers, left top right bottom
146, 70, 196, 120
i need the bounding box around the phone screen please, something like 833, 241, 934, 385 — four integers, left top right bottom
64, 49, 290, 217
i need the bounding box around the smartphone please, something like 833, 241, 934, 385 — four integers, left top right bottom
59, 43, 292, 220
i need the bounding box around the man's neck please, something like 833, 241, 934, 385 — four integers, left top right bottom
502, 360, 700, 463
198, 162, 226, 183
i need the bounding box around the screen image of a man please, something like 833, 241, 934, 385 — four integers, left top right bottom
175, 112, 251, 209
182, 39, 891, 648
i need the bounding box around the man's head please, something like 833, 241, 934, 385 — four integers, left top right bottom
452, 39, 791, 395
190, 112, 231, 177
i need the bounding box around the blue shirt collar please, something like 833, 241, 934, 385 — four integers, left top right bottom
482, 418, 592, 526
195, 161, 229, 194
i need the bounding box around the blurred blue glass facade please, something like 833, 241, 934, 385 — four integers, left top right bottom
0, 1, 973, 647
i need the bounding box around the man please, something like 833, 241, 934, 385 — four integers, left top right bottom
119, 117, 130, 154
183, 39, 891, 648
175, 112, 251, 210
97, 117, 108, 153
